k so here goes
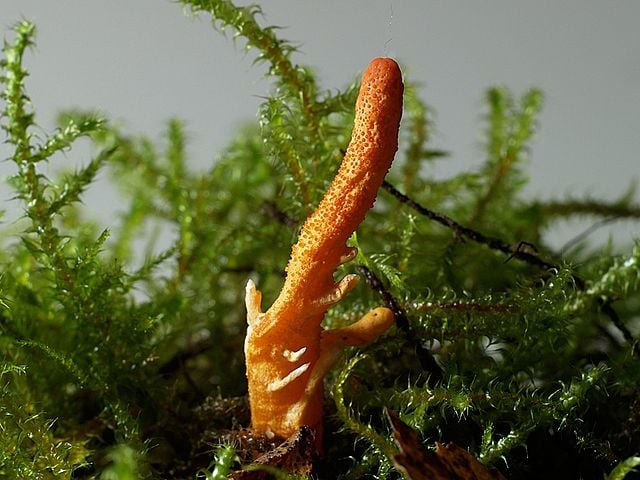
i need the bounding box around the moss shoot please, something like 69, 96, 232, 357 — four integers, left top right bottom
0, 3, 638, 479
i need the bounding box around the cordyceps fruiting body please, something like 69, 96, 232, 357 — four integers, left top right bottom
244, 57, 403, 448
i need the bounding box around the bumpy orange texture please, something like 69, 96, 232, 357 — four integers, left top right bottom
244, 57, 403, 446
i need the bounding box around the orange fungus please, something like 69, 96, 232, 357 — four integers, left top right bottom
244, 57, 403, 446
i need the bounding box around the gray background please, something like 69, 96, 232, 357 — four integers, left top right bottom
2, 1, 639, 249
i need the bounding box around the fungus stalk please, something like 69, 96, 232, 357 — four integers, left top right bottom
244, 57, 403, 444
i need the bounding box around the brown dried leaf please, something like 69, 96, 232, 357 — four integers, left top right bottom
230, 426, 316, 479
385, 408, 506, 480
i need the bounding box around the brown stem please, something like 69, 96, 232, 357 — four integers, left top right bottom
359, 265, 443, 385
382, 181, 640, 354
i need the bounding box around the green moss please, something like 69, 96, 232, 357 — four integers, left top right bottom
0, 4, 638, 479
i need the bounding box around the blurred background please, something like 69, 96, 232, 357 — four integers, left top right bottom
2, 0, 639, 248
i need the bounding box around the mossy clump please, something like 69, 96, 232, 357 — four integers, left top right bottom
0, 2, 639, 479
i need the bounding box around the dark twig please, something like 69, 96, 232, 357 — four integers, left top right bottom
381, 181, 640, 353
415, 301, 516, 314
359, 265, 443, 384
599, 300, 639, 356
560, 217, 620, 255
261, 201, 298, 228
382, 180, 565, 278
